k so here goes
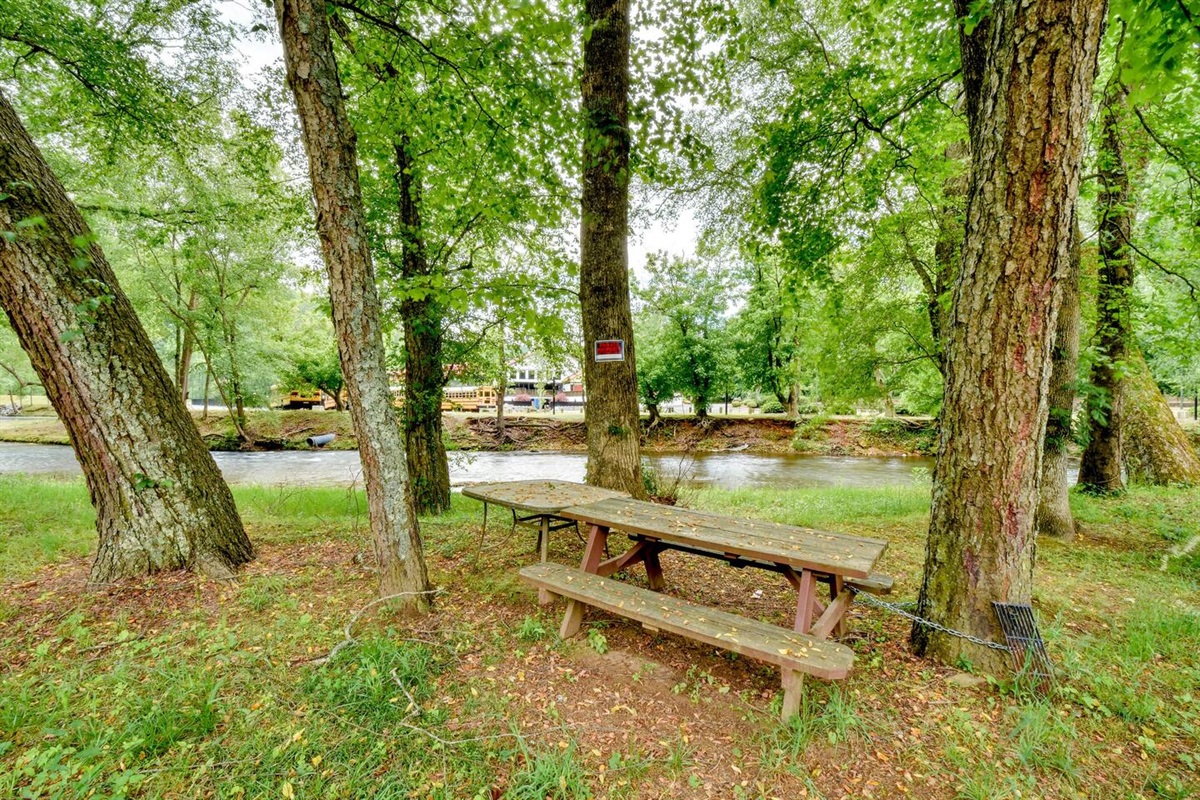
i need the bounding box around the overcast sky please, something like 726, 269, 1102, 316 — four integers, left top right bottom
217, 2, 699, 283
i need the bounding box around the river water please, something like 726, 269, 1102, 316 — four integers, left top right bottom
0, 441, 936, 490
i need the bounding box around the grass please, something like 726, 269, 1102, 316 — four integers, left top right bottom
0, 475, 1197, 797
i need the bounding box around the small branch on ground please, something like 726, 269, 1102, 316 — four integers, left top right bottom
307, 588, 444, 666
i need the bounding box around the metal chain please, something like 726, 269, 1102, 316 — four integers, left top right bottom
848, 587, 1011, 651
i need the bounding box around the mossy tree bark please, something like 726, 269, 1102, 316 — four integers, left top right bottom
1123, 349, 1200, 485
276, 0, 430, 606
395, 138, 451, 516
0, 89, 254, 585
1037, 221, 1082, 539
1078, 75, 1132, 494
579, 0, 646, 498
912, 0, 1106, 673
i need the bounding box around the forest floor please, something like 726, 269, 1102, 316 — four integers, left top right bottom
1, 477, 1197, 799
0, 409, 939, 456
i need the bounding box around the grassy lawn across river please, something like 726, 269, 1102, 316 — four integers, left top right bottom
1, 475, 1197, 798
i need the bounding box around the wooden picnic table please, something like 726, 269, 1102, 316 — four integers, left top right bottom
461, 480, 629, 602
521, 491, 889, 719
555, 496, 889, 639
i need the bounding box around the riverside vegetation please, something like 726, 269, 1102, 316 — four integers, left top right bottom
1, 475, 1196, 798
0, 410, 940, 457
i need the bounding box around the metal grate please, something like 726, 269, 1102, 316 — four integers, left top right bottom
992, 602, 1054, 692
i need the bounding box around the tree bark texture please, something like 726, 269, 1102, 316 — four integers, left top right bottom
1037, 221, 1082, 539
395, 139, 451, 516
1123, 349, 1200, 485
579, 0, 646, 498
495, 320, 508, 445
275, 0, 430, 606
0, 90, 254, 585
913, 0, 1106, 673
1078, 76, 1132, 494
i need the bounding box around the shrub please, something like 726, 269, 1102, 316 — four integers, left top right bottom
759, 397, 786, 414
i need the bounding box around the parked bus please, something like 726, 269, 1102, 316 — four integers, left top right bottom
441, 385, 498, 412
282, 389, 323, 409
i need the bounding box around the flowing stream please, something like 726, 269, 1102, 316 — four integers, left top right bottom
0, 441, 936, 490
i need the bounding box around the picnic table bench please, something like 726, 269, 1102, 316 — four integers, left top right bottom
518, 494, 890, 720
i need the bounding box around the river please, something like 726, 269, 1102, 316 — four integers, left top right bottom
0, 441, 936, 490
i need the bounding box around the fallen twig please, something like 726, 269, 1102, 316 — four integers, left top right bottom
308, 588, 444, 666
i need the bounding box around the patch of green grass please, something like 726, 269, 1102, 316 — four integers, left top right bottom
1009, 703, 1080, 782
505, 741, 593, 800
3, 475, 1200, 798
0, 476, 95, 579
1057, 602, 1200, 729
238, 574, 292, 611
516, 615, 548, 642
692, 485, 931, 529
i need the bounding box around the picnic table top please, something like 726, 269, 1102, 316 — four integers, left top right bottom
461, 480, 629, 514
557, 496, 886, 579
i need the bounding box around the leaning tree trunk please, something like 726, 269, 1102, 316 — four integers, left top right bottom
1123, 349, 1200, 485
395, 138, 451, 515
579, 0, 646, 498
1078, 76, 1132, 494
0, 90, 254, 585
276, 0, 430, 607
1037, 220, 1082, 539
912, 0, 1106, 674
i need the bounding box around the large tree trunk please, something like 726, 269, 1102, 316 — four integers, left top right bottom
912, 0, 1106, 673
276, 0, 430, 607
1037, 221, 1082, 539
495, 321, 508, 445
1078, 76, 1132, 494
579, 0, 646, 498
395, 138, 451, 516
1123, 349, 1200, 485
0, 90, 254, 585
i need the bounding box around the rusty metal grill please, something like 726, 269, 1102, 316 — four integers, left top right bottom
992, 602, 1054, 691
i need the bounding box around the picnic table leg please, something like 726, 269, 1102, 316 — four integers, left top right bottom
559, 599, 584, 638
580, 524, 608, 574
793, 569, 816, 634
780, 668, 803, 722
809, 588, 854, 640
473, 502, 489, 566
830, 575, 846, 638
561, 524, 609, 638
537, 516, 552, 605
644, 543, 665, 591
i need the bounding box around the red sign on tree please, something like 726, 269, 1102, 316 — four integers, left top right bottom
594, 339, 625, 362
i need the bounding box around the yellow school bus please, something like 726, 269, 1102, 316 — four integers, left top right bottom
440, 385, 498, 412
283, 389, 322, 409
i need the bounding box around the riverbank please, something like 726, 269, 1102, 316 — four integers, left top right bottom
0, 409, 938, 456
1, 476, 1197, 797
